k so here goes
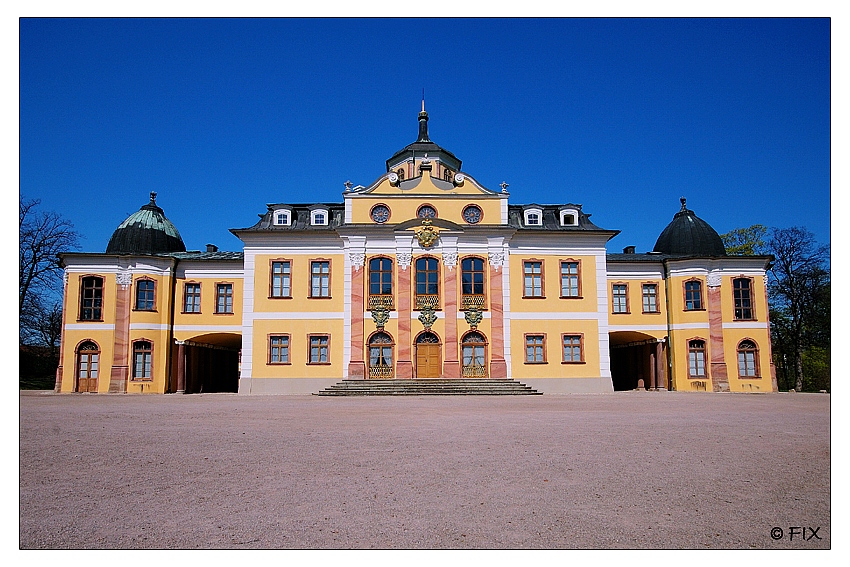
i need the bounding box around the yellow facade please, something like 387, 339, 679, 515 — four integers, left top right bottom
56, 107, 775, 395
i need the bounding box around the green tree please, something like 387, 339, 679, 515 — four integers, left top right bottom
767, 227, 830, 392
721, 224, 768, 255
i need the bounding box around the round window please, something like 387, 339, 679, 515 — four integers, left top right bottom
462, 205, 483, 224
370, 204, 390, 224
417, 205, 437, 219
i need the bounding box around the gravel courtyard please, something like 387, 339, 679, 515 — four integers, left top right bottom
19, 390, 830, 549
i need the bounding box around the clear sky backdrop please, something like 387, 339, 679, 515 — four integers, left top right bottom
20, 17, 831, 255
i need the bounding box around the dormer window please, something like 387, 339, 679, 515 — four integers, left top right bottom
311, 209, 329, 226
273, 209, 292, 226
524, 208, 543, 226
560, 208, 579, 226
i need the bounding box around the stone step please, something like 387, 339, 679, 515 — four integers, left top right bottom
315, 379, 542, 396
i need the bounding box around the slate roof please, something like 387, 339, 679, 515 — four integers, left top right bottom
105, 192, 186, 255
652, 198, 726, 257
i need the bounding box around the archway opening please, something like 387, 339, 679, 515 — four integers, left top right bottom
609, 332, 667, 391
173, 333, 241, 393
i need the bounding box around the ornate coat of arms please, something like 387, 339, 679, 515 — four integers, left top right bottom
418, 305, 437, 330
464, 307, 483, 330
371, 306, 390, 329
415, 219, 439, 248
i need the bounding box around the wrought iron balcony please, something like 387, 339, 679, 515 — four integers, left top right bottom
461, 364, 486, 378
415, 294, 439, 310
368, 365, 394, 379
368, 294, 394, 310
460, 294, 486, 310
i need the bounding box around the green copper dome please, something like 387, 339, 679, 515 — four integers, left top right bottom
106, 192, 186, 255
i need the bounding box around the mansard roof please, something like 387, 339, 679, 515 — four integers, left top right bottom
233, 203, 345, 233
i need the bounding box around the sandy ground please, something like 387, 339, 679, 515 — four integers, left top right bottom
19, 390, 830, 549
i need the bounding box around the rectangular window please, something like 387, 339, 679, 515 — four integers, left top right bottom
79, 276, 103, 321
135, 279, 155, 311
738, 350, 757, 377
311, 261, 331, 298
271, 261, 292, 298
562, 335, 583, 363
132, 341, 152, 380
612, 284, 629, 313
309, 335, 330, 364
523, 261, 544, 297
642, 283, 658, 313
560, 261, 580, 298
688, 341, 706, 377
269, 335, 290, 364
685, 280, 703, 310
525, 335, 546, 363
183, 283, 201, 313
216, 283, 233, 313
733, 278, 754, 320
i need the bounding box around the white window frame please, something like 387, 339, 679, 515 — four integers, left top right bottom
311, 208, 329, 226
560, 208, 579, 226
273, 208, 292, 226
524, 208, 543, 226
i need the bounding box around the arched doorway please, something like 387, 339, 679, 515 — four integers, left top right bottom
609, 331, 668, 391
174, 333, 241, 393
415, 331, 441, 378
368, 331, 395, 379
461, 331, 487, 378
75, 340, 100, 393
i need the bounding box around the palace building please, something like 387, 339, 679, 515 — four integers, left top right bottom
55, 105, 777, 395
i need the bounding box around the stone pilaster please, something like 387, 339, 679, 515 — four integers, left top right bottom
706, 278, 729, 392
347, 260, 366, 380
395, 237, 414, 378
488, 248, 508, 378
109, 272, 132, 393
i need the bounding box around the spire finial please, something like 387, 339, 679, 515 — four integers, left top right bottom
680, 196, 687, 211
150, 191, 157, 204
422, 88, 425, 112
417, 95, 430, 142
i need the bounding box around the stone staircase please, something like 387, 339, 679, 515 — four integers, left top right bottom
315, 379, 542, 396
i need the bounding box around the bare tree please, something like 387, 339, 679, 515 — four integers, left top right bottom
768, 227, 830, 391
19, 197, 80, 316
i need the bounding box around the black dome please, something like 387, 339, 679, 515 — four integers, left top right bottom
653, 198, 726, 256
106, 192, 186, 255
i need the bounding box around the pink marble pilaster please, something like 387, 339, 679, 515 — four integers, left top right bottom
396, 264, 413, 378
442, 263, 460, 378
488, 264, 508, 378
109, 283, 130, 393
707, 285, 729, 392
348, 265, 366, 379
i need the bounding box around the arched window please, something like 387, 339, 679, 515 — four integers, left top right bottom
132, 341, 153, 381
368, 332, 394, 379
733, 278, 754, 320
461, 331, 487, 378
397, 168, 405, 181
737, 339, 759, 378
444, 169, 452, 182
461, 256, 486, 310
415, 257, 439, 310
135, 279, 155, 311
688, 339, 706, 377
75, 340, 100, 393
79, 276, 103, 321
368, 257, 394, 309
684, 280, 703, 310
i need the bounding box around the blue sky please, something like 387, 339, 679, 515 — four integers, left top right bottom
19, 17, 831, 255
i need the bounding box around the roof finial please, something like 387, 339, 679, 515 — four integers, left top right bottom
422, 88, 425, 112
680, 196, 687, 211
500, 181, 510, 193
150, 191, 157, 204
417, 94, 430, 142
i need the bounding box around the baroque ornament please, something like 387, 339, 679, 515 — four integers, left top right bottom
464, 307, 483, 330
488, 251, 505, 272
371, 306, 390, 329
348, 252, 365, 270
415, 219, 439, 248
418, 305, 437, 330
442, 250, 458, 271
707, 270, 722, 288
116, 270, 133, 287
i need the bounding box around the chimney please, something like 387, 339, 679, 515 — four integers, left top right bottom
623, 246, 636, 254
206, 244, 218, 253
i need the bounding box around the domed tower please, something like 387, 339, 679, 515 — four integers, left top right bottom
106, 192, 186, 255
653, 197, 726, 256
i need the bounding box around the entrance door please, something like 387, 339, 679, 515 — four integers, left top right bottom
76, 342, 100, 393
415, 332, 441, 378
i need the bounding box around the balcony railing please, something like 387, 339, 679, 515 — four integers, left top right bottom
461, 364, 486, 378
368, 365, 394, 379
415, 294, 440, 310
368, 294, 394, 310
460, 294, 486, 310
